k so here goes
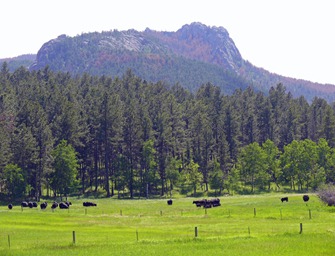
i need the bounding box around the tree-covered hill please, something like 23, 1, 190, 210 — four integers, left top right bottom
29, 22, 335, 102
0, 54, 36, 72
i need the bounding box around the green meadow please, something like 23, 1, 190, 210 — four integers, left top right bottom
0, 194, 335, 255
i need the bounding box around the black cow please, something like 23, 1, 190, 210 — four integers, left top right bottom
8, 204, 13, 210
167, 199, 173, 205
303, 195, 309, 202
83, 202, 97, 207
281, 197, 288, 202
51, 202, 58, 210
193, 199, 206, 207
21, 201, 29, 208
59, 202, 69, 209
28, 201, 38, 208
204, 202, 212, 208
40, 202, 48, 210
209, 198, 221, 207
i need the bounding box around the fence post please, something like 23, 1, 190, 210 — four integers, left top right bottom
73, 231, 76, 244
299, 223, 303, 234
195, 227, 198, 238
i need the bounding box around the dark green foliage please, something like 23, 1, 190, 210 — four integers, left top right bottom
1, 66, 335, 198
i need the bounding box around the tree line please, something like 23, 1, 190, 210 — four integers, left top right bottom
1, 63, 335, 200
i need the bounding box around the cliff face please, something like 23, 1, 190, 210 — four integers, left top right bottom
144, 22, 243, 72
28, 22, 335, 102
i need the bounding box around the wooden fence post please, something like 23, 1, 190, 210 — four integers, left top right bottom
299, 223, 303, 234
195, 227, 198, 238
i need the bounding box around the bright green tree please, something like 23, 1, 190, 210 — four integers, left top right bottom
262, 139, 281, 189
183, 159, 202, 196
165, 156, 182, 197
2, 164, 26, 199
280, 140, 300, 190
50, 140, 79, 196
237, 142, 268, 192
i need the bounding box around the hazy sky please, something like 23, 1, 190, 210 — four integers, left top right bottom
1, 0, 334, 85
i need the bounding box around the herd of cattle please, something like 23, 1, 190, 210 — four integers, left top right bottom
190, 195, 310, 208
7, 201, 98, 210
192, 198, 221, 208
4, 194, 317, 211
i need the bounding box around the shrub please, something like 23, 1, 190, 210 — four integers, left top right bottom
317, 184, 335, 206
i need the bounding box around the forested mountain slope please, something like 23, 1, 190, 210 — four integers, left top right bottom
0, 54, 35, 72
28, 22, 335, 102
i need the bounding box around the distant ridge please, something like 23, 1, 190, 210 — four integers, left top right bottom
0, 54, 36, 72
4, 22, 335, 102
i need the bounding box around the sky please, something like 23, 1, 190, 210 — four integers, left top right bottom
1, 0, 335, 85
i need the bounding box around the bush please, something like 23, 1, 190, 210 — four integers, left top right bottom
317, 184, 335, 206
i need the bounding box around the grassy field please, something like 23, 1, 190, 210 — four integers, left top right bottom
0, 193, 335, 255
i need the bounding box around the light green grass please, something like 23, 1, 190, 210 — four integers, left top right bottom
0, 194, 335, 255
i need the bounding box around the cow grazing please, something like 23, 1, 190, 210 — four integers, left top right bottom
8, 204, 13, 210
28, 201, 38, 208
83, 202, 97, 207
210, 198, 221, 207
59, 202, 69, 209
21, 201, 29, 208
167, 199, 173, 205
40, 202, 48, 210
303, 195, 310, 202
281, 197, 288, 202
51, 202, 58, 210
193, 199, 205, 207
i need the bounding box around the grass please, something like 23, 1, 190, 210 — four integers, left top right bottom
0, 193, 335, 255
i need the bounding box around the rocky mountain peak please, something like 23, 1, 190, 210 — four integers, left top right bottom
23, 22, 335, 102
175, 22, 243, 71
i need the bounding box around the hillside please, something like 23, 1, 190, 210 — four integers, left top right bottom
0, 54, 36, 72
23, 22, 335, 102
